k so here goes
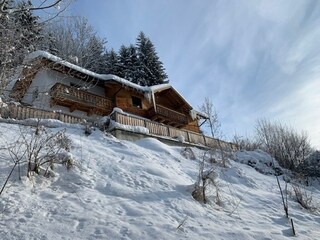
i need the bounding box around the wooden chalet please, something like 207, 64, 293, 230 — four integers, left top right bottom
10, 51, 208, 134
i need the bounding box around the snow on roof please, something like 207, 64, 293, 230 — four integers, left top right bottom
190, 109, 209, 120
25, 51, 151, 92
25, 50, 207, 116
26, 51, 178, 94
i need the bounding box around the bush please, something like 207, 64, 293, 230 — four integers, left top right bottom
292, 184, 318, 212
255, 119, 312, 171
232, 134, 260, 151
7, 125, 72, 178
297, 151, 320, 177
192, 151, 221, 205
236, 150, 283, 175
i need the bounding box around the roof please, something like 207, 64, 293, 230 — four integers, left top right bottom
24, 50, 207, 117
25, 51, 164, 94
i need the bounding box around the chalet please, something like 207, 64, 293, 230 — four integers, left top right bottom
10, 51, 208, 134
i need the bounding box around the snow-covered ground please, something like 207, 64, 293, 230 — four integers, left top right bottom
0, 121, 319, 239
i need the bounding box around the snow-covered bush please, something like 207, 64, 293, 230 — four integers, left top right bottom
291, 184, 319, 213
8, 126, 73, 178
180, 147, 196, 160
48, 152, 75, 172
236, 150, 283, 175
193, 151, 221, 205
297, 151, 320, 177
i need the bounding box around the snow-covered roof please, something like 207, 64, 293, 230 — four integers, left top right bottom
25, 50, 206, 116
25, 51, 151, 92
25, 51, 174, 94
190, 109, 209, 119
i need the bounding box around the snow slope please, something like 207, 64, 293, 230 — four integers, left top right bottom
0, 122, 319, 239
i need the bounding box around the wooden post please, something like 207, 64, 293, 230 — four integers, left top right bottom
20, 106, 25, 120
10, 105, 16, 119
291, 218, 296, 236
186, 131, 191, 143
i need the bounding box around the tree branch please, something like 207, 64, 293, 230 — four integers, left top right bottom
0, 0, 63, 15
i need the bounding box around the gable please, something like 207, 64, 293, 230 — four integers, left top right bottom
154, 88, 192, 113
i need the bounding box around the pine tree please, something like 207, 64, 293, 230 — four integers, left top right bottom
0, 0, 44, 93
135, 31, 168, 86
127, 44, 139, 83
118, 45, 131, 79
105, 49, 122, 76
14, 1, 44, 61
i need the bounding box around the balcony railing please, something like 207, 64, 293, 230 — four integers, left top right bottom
50, 83, 113, 114
111, 111, 237, 150
148, 104, 188, 126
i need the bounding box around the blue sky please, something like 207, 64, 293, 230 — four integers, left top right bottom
67, 0, 320, 148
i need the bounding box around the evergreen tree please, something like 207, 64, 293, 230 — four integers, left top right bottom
0, 0, 44, 92
135, 31, 168, 86
118, 44, 140, 81
105, 49, 122, 76
127, 44, 140, 82
118, 45, 131, 79
14, 1, 43, 50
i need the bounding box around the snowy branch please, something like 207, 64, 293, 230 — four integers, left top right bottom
0, 0, 62, 16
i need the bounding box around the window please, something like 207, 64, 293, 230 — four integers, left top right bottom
132, 96, 142, 108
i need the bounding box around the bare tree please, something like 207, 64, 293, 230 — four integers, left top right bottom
200, 97, 221, 138
45, 16, 107, 72
200, 98, 233, 167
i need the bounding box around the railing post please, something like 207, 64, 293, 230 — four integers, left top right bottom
186, 131, 191, 143
203, 135, 207, 146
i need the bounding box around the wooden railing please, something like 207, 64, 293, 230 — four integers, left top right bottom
0, 104, 236, 150
50, 83, 113, 110
111, 111, 236, 150
148, 104, 188, 125
0, 104, 87, 124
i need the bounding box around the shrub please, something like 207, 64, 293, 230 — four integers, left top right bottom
255, 119, 312, 171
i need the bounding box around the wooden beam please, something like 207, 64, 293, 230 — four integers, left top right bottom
70, 104, 78, 112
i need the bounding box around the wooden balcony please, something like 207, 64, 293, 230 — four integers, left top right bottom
50, 83, 113, 115
148, 104, 188, 127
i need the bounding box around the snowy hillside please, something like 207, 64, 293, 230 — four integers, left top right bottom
0, 121, 319, 239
